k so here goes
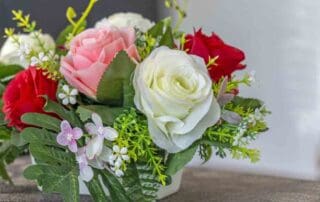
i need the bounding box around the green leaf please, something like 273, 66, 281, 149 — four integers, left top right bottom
77, 105, 124, 125
23, 164, 45, 180
123, 162, 160, 202
85, 171, 111, 202
96, 51, 136, 106
159, 26, 175, 48
0, 126, 11, 140
21, 127, 61, 147
231, 97, 263, 111
147, 17, 172, 37
29, 144, 75, 166
99, 170, 131, 202
0, 161, 13, 184
165, 142, 198, 176
21, 113, 61, 132
43, 97, 82, 127
0, 64, 23, 80
55, 21, 87, 50
10, 130, 27, 147
0, 141, 24, 184
56, 25, 72, 46
24, 164, 79, 202
0, 83, 5, 96
0, 142, 22, 165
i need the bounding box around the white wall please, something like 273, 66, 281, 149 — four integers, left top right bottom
158, 0, 320, 180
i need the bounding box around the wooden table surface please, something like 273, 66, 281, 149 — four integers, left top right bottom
1, 156, 320, 202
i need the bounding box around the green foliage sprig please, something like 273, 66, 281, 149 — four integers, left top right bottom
113, 108, 167, 185
11, 10, 37, 33
65, 0, 98, 43
200, 96, 269, 163
4, 10, 62, 80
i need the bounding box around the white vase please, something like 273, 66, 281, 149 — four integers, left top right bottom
78, 169, 184, 199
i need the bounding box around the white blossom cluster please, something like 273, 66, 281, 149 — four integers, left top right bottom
58, 85, 78, 105
109, 145, 130, 177
233, 108, 264, 146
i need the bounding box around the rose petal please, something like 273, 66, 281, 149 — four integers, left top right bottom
73, 62, 107, 92
72, 54, 93, 70
60, 66, 96, 98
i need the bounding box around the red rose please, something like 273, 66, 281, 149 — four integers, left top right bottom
184, 29, 246, 82
2, 67, 58, 130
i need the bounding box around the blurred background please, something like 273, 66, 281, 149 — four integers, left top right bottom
1, 0, 320, 181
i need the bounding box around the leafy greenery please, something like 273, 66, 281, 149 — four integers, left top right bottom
113, 108, 167, 185
55, 21, 87, 55
137, 18, 174, 59
96, 51, 136, 106
21, 113, 61, 132
64, 0, 97, 43
0, 63, 24, 82
99, 170, 131, 202
165, 142, 198, 176
122, 162, 161, 202
43, 97, 82, 127
198, 96, 269, 163
24, 164, 79, 202
85, 172, 111, 202
0, 141, 24, 184
21, 116, 79, 202
159, 26, 175, 48
21, 127, 61, 148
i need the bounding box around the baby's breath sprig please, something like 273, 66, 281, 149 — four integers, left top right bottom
4, 10, 61, 80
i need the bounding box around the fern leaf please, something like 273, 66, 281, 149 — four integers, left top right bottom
123, 162, 161, 202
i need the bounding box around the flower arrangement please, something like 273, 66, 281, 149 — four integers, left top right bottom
0, 0, 269, 201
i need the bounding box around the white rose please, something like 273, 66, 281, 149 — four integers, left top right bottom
0, 33, 55, 68
95, 12, 154, 32
133, 47, 221, 153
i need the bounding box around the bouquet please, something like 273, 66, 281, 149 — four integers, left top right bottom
0, 0, 269, 201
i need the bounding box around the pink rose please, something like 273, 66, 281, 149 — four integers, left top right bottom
60, 27, 140, 98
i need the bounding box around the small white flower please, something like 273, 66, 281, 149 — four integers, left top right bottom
58, 85, 78, 105
30, 56, 39, 66
248, 70, 256, 83
30, 52, 49, 66
17, 43, 31, 61
111, 165, 124, 177
38, 52, 49, 62
108, 145, 129, 177
109, 145, 129, 164
254, 108, 264, 121
0, 33, 55, 68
